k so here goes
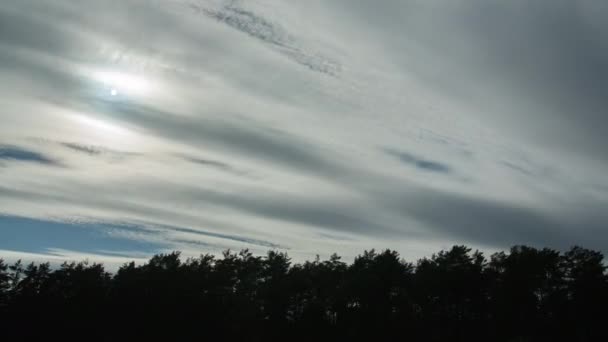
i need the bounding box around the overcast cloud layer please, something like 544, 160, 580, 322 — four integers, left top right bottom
1, 0, 607, 264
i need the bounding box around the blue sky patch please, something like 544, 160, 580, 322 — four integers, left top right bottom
0, 215, 163, 257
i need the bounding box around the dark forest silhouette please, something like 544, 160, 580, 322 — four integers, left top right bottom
1, 245, 607, 341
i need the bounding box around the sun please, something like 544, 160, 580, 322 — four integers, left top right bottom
94, 70, 151, 97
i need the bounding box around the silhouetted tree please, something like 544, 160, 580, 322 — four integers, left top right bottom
1, 245, 607, 341
0, 259, 9, 324
259, 250, 291, 338
341, 249, 413, 340
413, 246, 489, 341
288, 252, 347, 340
561, 246, 608, 340
488, 246, 565, 341
0, 260, 9, 302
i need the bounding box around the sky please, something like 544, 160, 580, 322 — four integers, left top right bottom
1, 0, 608, 267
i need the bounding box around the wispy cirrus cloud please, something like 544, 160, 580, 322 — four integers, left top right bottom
1, 0, 608, 265
191, 1, 342, 76
59, 142, 137, 157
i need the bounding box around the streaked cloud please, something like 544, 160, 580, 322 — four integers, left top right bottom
1, 0, 607, 264
192, 1, 342, 76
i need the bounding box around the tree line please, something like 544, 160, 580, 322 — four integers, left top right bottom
1, 245, 607, 341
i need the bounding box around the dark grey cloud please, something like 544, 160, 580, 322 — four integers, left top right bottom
79, 98, 348, 181
178, 153, 245, 176
330, 0, 608, 161
456, 1, 608, 159
370, 183, 608, 253
74, 180, 400, 239
182, 155, 231, 170
207, 195, 383, 235
160, 224, 284, 249
500, 160, 550, 179
61, 143, 104, 156
0, 6, 79, 58
384, 148, 451, 174
0, 145, 58, 166
60, 142, 139, 159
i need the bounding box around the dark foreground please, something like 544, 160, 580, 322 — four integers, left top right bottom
1, 245, 607, 341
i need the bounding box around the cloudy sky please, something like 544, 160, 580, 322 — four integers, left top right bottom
1, 0, 607, 266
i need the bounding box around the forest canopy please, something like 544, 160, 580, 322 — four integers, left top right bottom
1, 245, 607, 341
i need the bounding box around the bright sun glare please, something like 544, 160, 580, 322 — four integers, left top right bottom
95, 71, 151, 97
